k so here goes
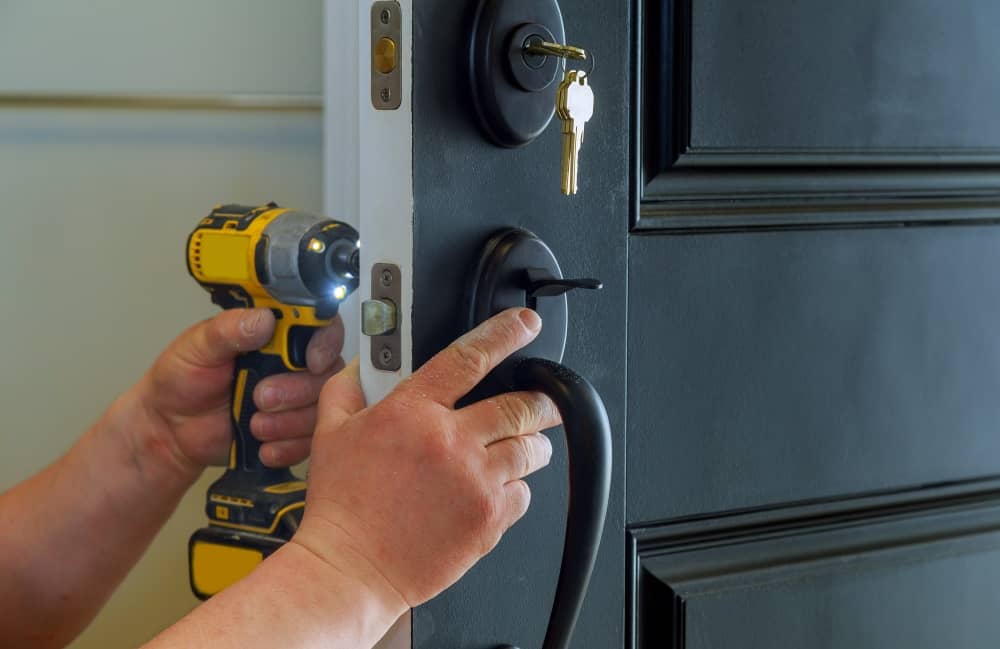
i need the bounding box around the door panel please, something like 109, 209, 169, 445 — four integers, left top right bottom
633, 485, 1000, 648
628, 227, 1000, 523
687, 0, 1000, 152
637, 0, 1000, 227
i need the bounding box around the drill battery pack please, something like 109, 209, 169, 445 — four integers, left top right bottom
188, 526, 286, 599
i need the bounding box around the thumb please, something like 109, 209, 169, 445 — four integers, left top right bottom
318, 357, 366, 430
173, 308, 276, 368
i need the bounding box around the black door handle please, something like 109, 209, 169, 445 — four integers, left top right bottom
466, 227, 611, 649
499, 357, 612, 649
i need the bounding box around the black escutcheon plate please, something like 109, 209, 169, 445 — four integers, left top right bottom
469, 0, 566, 147
465, 228, 569, 393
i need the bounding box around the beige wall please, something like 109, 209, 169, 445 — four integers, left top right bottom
0, 1, 322, 94
0, 2, 323, 646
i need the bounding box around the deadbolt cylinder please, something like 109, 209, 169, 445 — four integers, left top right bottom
507, 23, 561, 92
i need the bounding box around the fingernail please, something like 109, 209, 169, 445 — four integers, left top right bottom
541, 434, 553, 461
308, 345, 329, 371
519, 309, 542, 333
259, 386, 279, 409
241, 309, 266, 337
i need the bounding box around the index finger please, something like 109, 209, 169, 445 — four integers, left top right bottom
399, 308, 542, 407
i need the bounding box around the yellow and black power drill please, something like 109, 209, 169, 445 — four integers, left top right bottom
186, 203, 359, 599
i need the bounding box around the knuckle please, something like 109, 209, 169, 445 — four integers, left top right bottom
423, 430, 454, 464
366, 403, 404, 435
497, 396, 533, 434
375, 394, 412, 421
290, 379, 314, 405
510, 480, 532, 518
539, 396, 560, 429
472, 489, 500, 530
472, 492, 503, 555
513, 436, 534, 476
497, 313, 528, 347
451, 339, 492, 377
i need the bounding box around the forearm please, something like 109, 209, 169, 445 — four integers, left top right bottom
0, 386, 199, 648
144, 541, 405, 649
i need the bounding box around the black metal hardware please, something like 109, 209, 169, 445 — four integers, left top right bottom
466, 228, 611, 649
469, 0, 567, 147
497, 358, 612, 649
525, 268, 603, 297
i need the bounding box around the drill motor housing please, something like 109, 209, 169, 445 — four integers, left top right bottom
187, 202, 360, 370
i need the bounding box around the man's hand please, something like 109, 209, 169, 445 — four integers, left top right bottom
292, 307, 561, 612
0, 307, 351, 649
142, 308, 560, 649
135, 308, 346, 479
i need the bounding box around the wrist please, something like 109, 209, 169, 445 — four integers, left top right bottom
146, 540, 406, 649
271, 538, 407, 643
291, 517, 410, 620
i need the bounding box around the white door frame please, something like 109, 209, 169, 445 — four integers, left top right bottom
324, 1, 413, 647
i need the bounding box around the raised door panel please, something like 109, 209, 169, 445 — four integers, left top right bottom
636, 0, 1000, 227
627, 228, 1000, 524
631, 485, 1000, 648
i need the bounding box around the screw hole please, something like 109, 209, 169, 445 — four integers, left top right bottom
379, 346, 394, 367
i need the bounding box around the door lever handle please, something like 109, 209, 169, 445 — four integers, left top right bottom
499, 357, 612, 649
525, 268, 603, 298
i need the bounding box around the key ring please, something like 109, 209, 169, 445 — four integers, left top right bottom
570, 50, 596, 78
523, 41, 596, 77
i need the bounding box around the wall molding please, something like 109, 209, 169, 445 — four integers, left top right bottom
0, 92, 321, 112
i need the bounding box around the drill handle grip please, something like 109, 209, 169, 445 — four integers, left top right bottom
230, 350, 296, 475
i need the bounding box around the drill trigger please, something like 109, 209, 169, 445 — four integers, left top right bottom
207, 285, 254, 311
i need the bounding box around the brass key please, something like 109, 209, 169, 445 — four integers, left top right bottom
556, 70, 594, 195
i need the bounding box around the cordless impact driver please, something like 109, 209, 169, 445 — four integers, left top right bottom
186, 203, 360, 599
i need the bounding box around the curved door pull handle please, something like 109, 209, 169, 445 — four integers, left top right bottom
499, 357, 612, 649
467, 228, 611, 649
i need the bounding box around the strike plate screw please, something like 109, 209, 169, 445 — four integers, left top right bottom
380, 269, 394, 286
380, 8, 391, 24
379, 346, 394, 367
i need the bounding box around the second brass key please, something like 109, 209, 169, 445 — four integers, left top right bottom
557, 70, 595, 195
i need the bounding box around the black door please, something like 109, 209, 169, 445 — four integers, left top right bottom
403, 1, 1000, 647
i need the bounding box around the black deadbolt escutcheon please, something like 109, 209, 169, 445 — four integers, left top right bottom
469, 0, 567, 147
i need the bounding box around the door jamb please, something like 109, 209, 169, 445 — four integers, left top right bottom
324, 1, 414, 647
